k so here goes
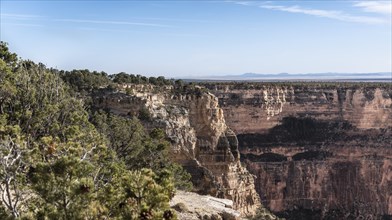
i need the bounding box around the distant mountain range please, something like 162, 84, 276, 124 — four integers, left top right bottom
186, 72, 392, 82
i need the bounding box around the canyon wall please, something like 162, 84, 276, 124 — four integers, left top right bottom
91, 85, 263, 217
206, 84, 392, 219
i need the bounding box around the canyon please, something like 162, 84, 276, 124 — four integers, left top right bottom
92, 83, 391, 219
206, 83, 392, 219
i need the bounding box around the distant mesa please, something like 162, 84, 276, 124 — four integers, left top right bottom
186, 72, 392, 82
242, 72, 289, 78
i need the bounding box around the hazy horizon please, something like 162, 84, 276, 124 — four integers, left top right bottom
1, 1, 391, 78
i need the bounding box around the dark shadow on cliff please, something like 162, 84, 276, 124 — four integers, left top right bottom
276, 207, 391, 220
238, 116, 354, 148
241, 152, 287, 162
241, 150, 332, 162
292, 150, 332, 161
276, 207, 322, 220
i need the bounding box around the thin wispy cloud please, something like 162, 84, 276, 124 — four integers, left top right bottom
260, 4, 387, 24
131, 17, 211, 23
77, 27, 127, 32
161, 33, 207, 38
229, 1, 388, 25
55, 19, 174, 28
1, 13, 43, 18
77, 27, 143, 33
1, 13, 44, 20
227, 1, 267, 7
1, 14, 43, 27
353, 1, 392, 14
228, 1, 253, 6
78, 27, 205, 38
2, 22, 44, 27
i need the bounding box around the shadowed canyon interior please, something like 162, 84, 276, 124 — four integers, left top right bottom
206, 84, 392, 219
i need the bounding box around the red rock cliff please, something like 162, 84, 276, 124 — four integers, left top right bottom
207, 84, 392, 219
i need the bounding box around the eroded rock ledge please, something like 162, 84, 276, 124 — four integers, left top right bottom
170, 190, 241, 220
92, 84, 262, 216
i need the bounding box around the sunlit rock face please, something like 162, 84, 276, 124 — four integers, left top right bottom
170, 190, 242, 220
207, 84, 392, 219
92, 84, 262, 216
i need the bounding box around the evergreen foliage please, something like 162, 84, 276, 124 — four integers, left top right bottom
111, 72, 172, 86
91, 111, 192, 191
0, 42, 17, 68
0, 42, 184, 219
59, 69, 112, 94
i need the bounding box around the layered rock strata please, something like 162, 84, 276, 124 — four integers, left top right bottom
207, 85, 392, 132
207, 84, 392, 219
92, 85, 261, 216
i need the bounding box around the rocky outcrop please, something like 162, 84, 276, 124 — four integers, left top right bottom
170, 191, 242, 220
207, 84, 392, 219
170, 191, 281, 220
92, 85, 261, 216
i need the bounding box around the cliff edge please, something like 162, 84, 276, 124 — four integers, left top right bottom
207, 83, 391, 219
92, 84, 262, 216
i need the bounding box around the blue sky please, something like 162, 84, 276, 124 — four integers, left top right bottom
1, 0, 391, 77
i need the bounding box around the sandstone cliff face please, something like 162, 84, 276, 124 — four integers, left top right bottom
92, 85, 261, 216
208, 85, 391, 133
207, 84, 392, 219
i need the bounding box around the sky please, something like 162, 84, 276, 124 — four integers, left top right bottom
1, 0, 391, 78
